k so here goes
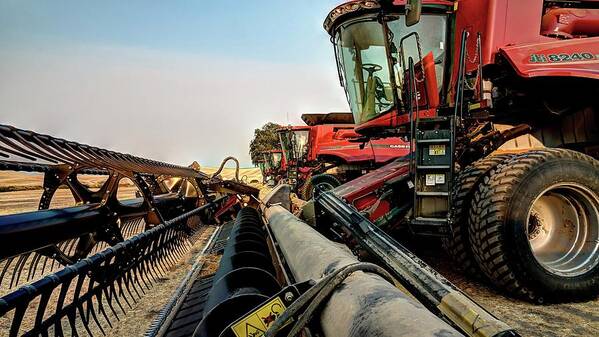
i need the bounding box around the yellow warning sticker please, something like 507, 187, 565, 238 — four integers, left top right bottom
231, 297, 288, 337
429, 144, 446, 156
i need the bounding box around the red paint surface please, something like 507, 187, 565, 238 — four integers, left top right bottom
500, 38, 599, 80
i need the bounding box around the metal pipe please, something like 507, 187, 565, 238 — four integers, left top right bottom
0, 193, 187, 259
264, 205, 463, 337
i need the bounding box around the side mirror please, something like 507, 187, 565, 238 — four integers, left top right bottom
406, 0, 422, 27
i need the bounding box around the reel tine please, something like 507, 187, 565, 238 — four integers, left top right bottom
40, 255, 50, 276
87, 296, 106, 335
0, 256, 15, 287
53, 277, 74, 337
84, 276, 108, 334
33, 290, 52, 333
27, 253, 44, 282
115, 276, 133, 309
67, 311, 79, 337
11, 253, 31, 288
64, 238, 78, 257
10, 304, 27, 337
95, 288, 114, 328
110, 278, 127, 314
72, 273, 95, 337
76, 301, 96, 337
122, 266, 140, 302
101, 283, 120, 320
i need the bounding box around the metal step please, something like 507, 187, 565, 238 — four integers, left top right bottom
413, 217, 447, 224
411, 116, 454, 229
416, 191, 449, 196
416, 138, 451, 144
410, 217, 448, 237
416, 165, 451, 170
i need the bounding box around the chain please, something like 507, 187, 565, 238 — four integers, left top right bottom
463, 37, 481, 91
465, 40, 480, 64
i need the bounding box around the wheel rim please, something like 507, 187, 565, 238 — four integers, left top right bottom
527, 183, 599, 277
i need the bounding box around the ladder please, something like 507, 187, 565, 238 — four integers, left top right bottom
409, 116, 454, 236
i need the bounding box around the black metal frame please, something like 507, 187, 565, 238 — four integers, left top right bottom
0, 124, 258, 336
0, 199, 226, 337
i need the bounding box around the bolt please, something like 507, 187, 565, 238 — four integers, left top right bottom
284, 292, 294, 302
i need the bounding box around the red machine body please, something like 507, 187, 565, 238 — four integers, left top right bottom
278, 112, 409, 198
320, 0, 599, 303
325, 0, 599, 223
454, 0, 599, 81
309, 124, 409, 165
327, 0, 599, 137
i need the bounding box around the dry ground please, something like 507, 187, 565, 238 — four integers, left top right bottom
105, 226, 219, 337
406, 240, 599, 337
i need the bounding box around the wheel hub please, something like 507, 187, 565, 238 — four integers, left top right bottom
527, 183, 599, 277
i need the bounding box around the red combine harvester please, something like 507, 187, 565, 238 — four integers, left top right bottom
314, 0, 599, 302
278, 112, 410, 199
259, 149, 286, 185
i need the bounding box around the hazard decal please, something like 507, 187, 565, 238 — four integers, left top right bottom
429, 144, 446, 156
231, 297, 289, 337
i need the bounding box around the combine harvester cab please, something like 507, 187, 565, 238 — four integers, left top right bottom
278, 112, 410, 199
317, 0, 599, 303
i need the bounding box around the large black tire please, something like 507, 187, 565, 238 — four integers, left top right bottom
300, 174, 341, 200
469, 148, 599, 302
442, 154, 514, 275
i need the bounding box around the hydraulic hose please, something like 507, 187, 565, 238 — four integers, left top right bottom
265, 262, 396, 337
211, 156, 240, 181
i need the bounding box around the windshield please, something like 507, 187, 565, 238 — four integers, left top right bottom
262, 154, 272, 171
280, 130, 310, 162
279, 131, 292, 161
292, 130, 309, 160
334, 14, 447, 125
271, 152, 282, 168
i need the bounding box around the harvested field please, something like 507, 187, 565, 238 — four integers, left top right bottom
105, 225, 218, 337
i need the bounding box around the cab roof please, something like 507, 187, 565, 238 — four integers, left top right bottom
324, 0, 454, 34
301, 112, 354, 126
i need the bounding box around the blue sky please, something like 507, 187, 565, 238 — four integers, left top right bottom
0, 0, 348, 166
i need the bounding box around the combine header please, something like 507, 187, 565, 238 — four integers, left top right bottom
0, 124, 257, 337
